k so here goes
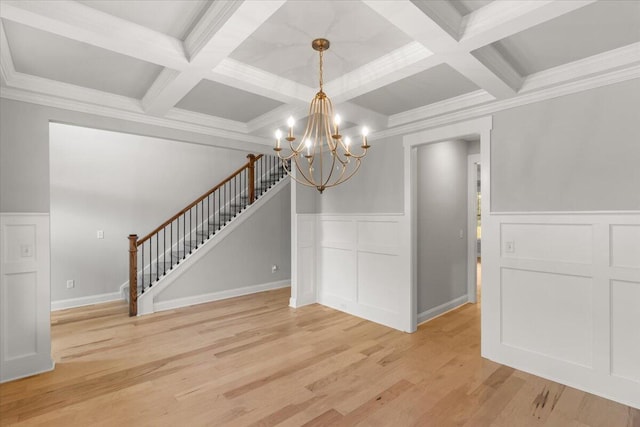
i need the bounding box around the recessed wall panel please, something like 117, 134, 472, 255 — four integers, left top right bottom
611, 280, 640, 383
500, 223, 592, 264
3, 224, 36, 263
319, 220, 354, 248
501, 268, 593, 367
357, 221, 400, 254
3, 272, 38, 360
610, 225, 640, 269
357, 252, 401, 313
319, 247, 356, 301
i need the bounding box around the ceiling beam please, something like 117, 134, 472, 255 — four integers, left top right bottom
459, 0, 598, 51
0, 0, 188, 70
209, 58, 314, 104
142, 0, 285, 116
363, 0, 520, 99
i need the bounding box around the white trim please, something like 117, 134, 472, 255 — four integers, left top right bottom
0, 212, 50, 216
491, 210, 640, 216
0, 359, 55, 384
370, 66, 639, 143
389, 90, 494, 128
467, 153, 481, 304
154, 280, 290, 312
51, 292, 123, 311
404, 116, 493, 333
417, 295, 469, 325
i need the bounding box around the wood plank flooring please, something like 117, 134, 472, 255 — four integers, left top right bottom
1, 288, 638, 426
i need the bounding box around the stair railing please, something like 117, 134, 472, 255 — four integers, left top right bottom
127, 154, 287, 316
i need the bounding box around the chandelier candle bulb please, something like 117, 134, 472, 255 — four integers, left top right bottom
334, 114, 341, 135
287, 116, 295, 140
275, 129, 282, 150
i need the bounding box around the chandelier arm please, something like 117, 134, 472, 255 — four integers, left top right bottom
346, 147, 369, 160
324, 158, 362, 189
292, 155, 317, 188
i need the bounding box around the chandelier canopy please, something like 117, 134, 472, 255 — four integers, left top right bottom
274, 38, 370, 193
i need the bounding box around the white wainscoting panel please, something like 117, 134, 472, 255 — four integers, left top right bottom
501, 268, 593, 368
483, 212, 640, 409
290, 214, 316, 307
316, 214, 407, 331
500, 223, 592, 264
0, 213, 54, 382
610, 225, 640, 269
610, 279, 640, 383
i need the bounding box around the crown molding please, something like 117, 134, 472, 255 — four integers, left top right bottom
520, 42, 640, 93
389, 90, 494, 128
372, 65, 640, 142
210, 58, 314, 103
165, 108, 248, 134
246, 102, 308, 134
0, 86, 270, 146
7, 71, 144, 112
0, 0, 188, 70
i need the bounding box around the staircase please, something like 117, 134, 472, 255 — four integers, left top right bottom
126, 154, 288, 316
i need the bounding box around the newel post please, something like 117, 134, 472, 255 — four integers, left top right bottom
128, 234, 138, 317
247, 154, 256, 204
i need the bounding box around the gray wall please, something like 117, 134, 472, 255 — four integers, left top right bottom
49, 123, 249, 301
491, 78, 640, 212
317, 135, 404, 214
0, 98, 266, 213
416, 140, 469, 313
157, 183, 291, 302
315, 79, 640, 215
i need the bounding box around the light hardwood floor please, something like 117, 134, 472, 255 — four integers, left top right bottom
1, 288, 638, 426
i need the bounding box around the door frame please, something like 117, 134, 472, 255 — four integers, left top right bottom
402, 116, 493, 332
467, 153, 481, 303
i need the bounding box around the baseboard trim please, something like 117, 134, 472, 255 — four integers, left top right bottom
417, 295, 469, 325
51, 292, 123, 311
0, 358, 55, 384
153, 280, 291, 313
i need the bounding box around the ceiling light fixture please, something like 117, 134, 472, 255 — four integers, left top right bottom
274, 38, 370, 193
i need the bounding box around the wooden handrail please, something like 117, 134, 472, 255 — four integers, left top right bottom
137, 154, 263, 246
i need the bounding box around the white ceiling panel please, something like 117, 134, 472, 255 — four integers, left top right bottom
349, 64, 479, 116
229, 0, 412, 88
3, 20, 163, 99
176, 80, 284, 122
489, 0, 640, 76
78, 0, 211, 40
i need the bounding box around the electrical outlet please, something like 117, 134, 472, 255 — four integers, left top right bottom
271, 265, 278, 273
504, 241, 515, 253
97, 230, 104, 239
66, 280, 75, 289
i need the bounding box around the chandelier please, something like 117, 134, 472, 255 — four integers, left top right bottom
274, 38, 370, 193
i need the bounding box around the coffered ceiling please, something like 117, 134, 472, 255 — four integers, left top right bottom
0, 0, 638, 147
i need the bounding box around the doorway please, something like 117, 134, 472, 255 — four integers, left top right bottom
402, 116, 492, 332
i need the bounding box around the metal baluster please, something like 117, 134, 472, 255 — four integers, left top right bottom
183, 212, 186, 259
170, 220, 173, 270
141, 242, 145, 292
